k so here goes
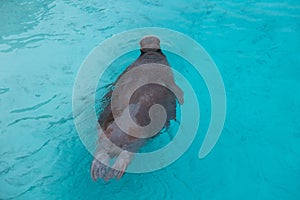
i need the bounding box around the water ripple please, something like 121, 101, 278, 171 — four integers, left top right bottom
0, 161, 12, 175
0, 0, 55, 37
47, 115, 73, 129
0, 87, 10, 94
10, 95, 57, 114
7, 115, 52, 127
14, 139, 51, 160
0, 33, 68, 53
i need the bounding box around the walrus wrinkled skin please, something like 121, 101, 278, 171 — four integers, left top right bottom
91, 36, 184, 181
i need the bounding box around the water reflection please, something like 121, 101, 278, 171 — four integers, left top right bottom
0, 0, 55, 36
0, 0, 55, 51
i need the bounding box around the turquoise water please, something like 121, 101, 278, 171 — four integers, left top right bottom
1, 0, 300, 199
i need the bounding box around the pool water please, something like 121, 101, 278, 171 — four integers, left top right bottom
0, 0, 299, 199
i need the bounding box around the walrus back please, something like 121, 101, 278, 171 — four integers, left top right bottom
98, 50, 175, 130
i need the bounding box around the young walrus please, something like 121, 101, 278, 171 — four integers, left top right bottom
91, 36, 184, 181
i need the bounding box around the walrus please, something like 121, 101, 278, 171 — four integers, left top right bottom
90, 36, 184, 181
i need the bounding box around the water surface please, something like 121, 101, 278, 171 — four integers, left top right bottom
0, 0, 299, 199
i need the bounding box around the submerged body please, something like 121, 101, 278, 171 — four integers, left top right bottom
91, 36, 184, 181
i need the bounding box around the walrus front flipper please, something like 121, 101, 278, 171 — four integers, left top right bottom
90, 148, 110, 181
105, 150, 133, 180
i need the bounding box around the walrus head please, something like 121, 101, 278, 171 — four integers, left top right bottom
139, 36, 161, 51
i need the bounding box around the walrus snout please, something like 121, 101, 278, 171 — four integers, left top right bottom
139, 36, 160, 50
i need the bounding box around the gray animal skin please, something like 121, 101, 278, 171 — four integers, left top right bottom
91, 36, 184, 181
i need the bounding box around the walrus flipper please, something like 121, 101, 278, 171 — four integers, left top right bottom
91, 148, 110, 181
104, 150, 133, 180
